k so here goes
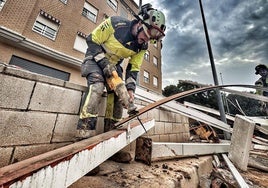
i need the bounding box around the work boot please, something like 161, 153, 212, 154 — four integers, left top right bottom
127, 101, 138, 115
104, 118, 118, 132
76, 117, 97, 139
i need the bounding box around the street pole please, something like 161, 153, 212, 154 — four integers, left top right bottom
198, 0, 230, 139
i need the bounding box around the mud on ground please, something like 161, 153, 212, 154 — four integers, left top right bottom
69, 156, 268, 188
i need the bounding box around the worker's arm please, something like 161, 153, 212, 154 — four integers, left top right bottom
126, 50, 147, 93
85, 17, 114, 68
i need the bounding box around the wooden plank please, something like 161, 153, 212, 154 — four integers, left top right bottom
0, 118, 154, 187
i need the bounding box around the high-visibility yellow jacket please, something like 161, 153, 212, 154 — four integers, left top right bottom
85, 16, 148, 91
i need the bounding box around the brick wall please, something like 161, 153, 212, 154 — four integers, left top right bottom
0, 0, 163, 94
0, 63, 189, 168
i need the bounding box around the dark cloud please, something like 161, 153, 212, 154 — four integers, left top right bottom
143, 0, 268, 90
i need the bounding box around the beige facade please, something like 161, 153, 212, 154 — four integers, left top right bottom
0, 0, 163, 93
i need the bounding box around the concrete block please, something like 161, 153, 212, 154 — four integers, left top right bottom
29, 82, 81, 114
181, 116, 189, 124
154, 122, 164, 134
5, 66, 65, 86
147, 108, 159, 121
52, 114, 79, 142
164, 122, 173, 134
228, 115, 255, 171
175, 113, 183, 122
139, 111, 148, 119
168, 112, 176, 122
172, 123, 183, 133
177, 133, 190, 142
0, 111, 56, 146
149, 135, 160, 142
181, 123, 190, 133
146, 125, 155, 135
184, 133, 190, 141
0, 147, 13, 168
12, 143, 69, 163
159, 109, 169, 122
179, 156, 213, 188
159, 134, 169, 142
0, 74, 35, 109
169, 134, 177, 142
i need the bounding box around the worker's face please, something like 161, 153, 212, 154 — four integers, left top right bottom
137, 29, 150, 44
259, 69, 268, 78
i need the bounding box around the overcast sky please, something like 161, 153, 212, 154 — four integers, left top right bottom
140, 0, 268, 91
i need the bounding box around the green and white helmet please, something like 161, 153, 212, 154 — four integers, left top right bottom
139, 4, 166, 41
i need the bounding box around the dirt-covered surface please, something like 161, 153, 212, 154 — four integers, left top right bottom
69, 158, 203, 188
69, 155, 268, 188
240, 168, 268, 188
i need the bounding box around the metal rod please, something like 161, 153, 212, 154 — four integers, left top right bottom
198, 0, 230, 139
137, 116, 147, 134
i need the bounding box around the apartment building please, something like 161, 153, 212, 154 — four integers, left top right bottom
0, 0, 163, 93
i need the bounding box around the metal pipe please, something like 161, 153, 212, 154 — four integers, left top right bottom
198, 0, 230, 139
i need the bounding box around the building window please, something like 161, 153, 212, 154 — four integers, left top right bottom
0, 0, 6, 11
153, 76, 158, 87
144, 70, 150, 83
74, 34, 87, 53
59, 0, 67, 4
144, 51, 149, 61
153, 56, 158, 67
9, 56, 70, 81
33, 14, 59, 40
107, 0, 117, 11
82, 2, 98, 23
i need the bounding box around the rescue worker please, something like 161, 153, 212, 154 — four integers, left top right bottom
76, 4, 166, 139
254, 64, 268, 114
255, 64, 268, 96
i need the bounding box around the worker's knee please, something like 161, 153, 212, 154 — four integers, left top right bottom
87, 72, 105, 85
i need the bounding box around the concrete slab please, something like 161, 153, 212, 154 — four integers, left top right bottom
228, 115, 255, 171
0, 74, 34, 109
29, 82, 81, 114
0, 111, 56, 146
52, 114, 79, 142
135, 137, 229, 164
